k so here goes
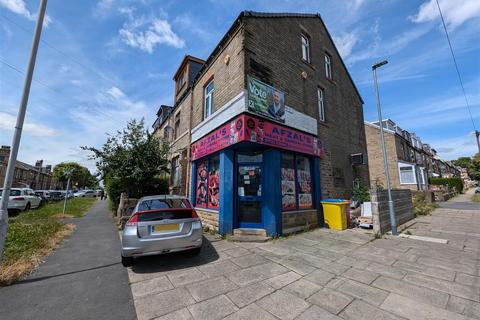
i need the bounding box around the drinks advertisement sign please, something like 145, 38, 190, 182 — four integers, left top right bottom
191, 114, 324, 160
247, 76, 285, 123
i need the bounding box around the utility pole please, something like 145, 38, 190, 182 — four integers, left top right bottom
62, 169, 74, 218
0, 0, 48, 264
476, 131, 480, 155
372, 60, 397, 236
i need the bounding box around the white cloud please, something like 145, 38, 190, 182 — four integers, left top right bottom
119, 17, 185, 53
428, 133, 479, 160
0, 0, 51, 27
0, 112, 58, 137
411, 0, 480, 29
333, 32, 358, 59
107, 86, 125, 99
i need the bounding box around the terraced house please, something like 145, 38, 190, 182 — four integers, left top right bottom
153, 11, 369, 237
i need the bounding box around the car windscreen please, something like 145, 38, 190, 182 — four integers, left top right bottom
137, 209, 193, 221
0, 190, 21, 196
138, 198, 191, 211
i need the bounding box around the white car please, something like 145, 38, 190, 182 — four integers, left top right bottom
0, 188, 42, 212
74, 190, 96, 198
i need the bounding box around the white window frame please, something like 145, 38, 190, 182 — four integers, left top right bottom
172, 156, 181, 187
301, 33, 310, 63
174, 112, 181, 140
317, 87, 325, 122
204, 80, 214, 119
325, 53, 332, 79
398, 162, 417, 185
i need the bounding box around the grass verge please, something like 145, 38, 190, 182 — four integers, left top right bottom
0, 198, 96, 286
472, 194, 480, 202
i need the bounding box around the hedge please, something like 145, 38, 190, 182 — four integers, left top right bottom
429, 177, 463, 193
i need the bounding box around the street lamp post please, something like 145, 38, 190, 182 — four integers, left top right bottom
372, 60, 397, 235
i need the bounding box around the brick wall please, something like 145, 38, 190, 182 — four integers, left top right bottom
196, 209, 219, 231
191, 26, 245, 129
243, 16, 369, 198
371, 189, 414, 234
282, 209, 318, 234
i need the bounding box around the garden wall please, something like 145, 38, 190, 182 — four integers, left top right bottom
371, 189, 414, 234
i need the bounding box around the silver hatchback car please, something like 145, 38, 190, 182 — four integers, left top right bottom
121, 195, 203, 267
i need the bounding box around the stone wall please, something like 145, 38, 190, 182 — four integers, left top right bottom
243, 16, 369, 198
371, 189, 414, 234
196, 208, 219, 231
282, 210, 318, 235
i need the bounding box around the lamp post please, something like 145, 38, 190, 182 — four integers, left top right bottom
372, 60, 397, 235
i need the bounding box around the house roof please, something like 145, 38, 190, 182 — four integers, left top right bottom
173, 55, 205, 81
190, 11, 364, 104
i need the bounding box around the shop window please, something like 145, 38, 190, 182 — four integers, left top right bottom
281, 153, 313, 210
195, 155, 220, 209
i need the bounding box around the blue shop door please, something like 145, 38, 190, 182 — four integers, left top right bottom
237, 164, 263, 228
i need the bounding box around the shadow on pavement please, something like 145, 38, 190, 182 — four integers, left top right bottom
129, 236, 220, 274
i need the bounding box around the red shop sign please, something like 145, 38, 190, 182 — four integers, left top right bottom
191, 114, 324, 160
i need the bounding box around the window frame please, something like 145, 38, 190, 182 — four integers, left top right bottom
174, 112, 181, 140
325, 52, 332, 79
317, 87, 325, 122
398, 162, 417, 185
194, 155, 220, 210
204, 79, 214, 119
301, 33, 311, 63
171, 156, 181, 187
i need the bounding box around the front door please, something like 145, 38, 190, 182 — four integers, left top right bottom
236, 148, 264, 228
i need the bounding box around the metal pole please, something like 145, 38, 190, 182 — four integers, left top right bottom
0, 0, 48, 264
475, 131, 480, 155
62, 173, 71, 218
372, 62, 397, 235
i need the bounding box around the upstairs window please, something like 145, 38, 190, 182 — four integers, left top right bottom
317, 88, 325, 122
301, 33, 310, 63
178, 69, 187, 91
325, 53, 332, 79
171, 156, 181, 187
204, 80, 214, 119
174, 112, 181, 140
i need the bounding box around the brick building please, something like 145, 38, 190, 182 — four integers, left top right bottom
0, 145, 59, 190
152, 12, 369, 236
365, 119, 459, 192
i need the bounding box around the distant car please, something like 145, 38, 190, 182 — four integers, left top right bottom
34, 190, 50, 203
475, 187, 480, 194
120, 195, 203, 267
0, 188, 42, 212
49, 190, 64, 201
74, 190, 96, 198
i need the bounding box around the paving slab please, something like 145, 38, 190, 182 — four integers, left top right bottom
262, 271, 301, 289
130, 275, 174, 298
303, 269, 336, 286
187, 295, 238, 320
153, 308, 193, 320
283, 279, 322, 299
296, 305, 342, 320
340, 299, 404, 320
185, 275, 238, 302
341, 267, 380, 285
307, 288, 353, 314
257, 290, 311, 320
134, 287, 195, 320
226, 282, 275, 308
337, 279, 389, 306
223, 303, 277, 320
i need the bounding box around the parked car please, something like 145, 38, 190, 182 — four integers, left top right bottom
74, 190, 96, 198
475, 187, 480, 194
35, 190, 50, 203
49, 190, 64, 201
0, 188, 42, 212
120, 195, 203, 267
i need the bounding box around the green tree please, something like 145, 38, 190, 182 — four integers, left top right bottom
452, 157, 472, 169
82, 119, 170, 208
53, 162, 97, 189
452, 154, 480, 181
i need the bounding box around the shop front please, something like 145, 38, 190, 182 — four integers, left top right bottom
190, 113, 324, 237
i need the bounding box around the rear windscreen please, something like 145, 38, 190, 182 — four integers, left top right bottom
137, 209, 193, 221
138, 198, 191, 211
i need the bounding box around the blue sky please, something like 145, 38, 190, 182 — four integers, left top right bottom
1, 0, 479, 172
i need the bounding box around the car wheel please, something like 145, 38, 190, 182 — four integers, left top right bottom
121, 256, 133, 267
25, 202, 31, 211
189, 247, 202, 256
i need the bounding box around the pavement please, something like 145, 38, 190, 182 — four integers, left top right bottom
127, 190, 480, 320
0, 199, 136, 320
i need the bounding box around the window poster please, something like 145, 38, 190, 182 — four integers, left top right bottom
281, 154, 296, 210
296, 156, 313, 208
196, 160, 208, 208
208, 156, 220, 209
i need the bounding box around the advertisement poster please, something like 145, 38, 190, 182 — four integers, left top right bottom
195, 161, 208, 208
247, 76, 285, 122
281, 167, 296, 209
208, 157, 220, 209
297, 157, 313, 208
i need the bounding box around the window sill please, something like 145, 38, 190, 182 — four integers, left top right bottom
326, 78, 336, 85
319, 121, 331, 128
301, 59, 315, 71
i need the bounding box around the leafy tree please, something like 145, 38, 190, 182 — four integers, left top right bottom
452, 157, 472, 169
53, 162, 97, 189
452, 154, 480, 181
82, 119, 170, 208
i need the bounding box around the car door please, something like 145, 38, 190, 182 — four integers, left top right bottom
27, 189, 41, 208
